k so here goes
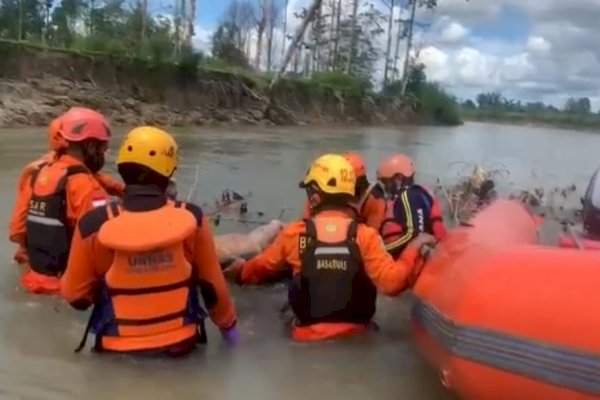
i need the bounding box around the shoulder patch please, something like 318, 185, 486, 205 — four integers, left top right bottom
78, 206, 110, 239
92, 198, 108, 208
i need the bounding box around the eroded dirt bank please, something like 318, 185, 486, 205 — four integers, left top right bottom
0, 44, 411, 128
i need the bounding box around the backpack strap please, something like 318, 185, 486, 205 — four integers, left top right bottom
304, 218, 317, 240
29, 162, 49, 188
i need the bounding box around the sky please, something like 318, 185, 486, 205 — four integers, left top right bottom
160, 0, 600, 109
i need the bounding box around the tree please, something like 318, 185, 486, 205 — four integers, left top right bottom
212, 21, 249, 68
271, 0, 324, 89
221, 0, 257, 57
0, 0, 45, 40
565, 97, 591, 114
476, 92, 502, 109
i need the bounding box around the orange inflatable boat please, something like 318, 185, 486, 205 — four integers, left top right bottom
411, 199, 600, 400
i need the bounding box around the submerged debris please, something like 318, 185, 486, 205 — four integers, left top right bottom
435, 164, 580, 226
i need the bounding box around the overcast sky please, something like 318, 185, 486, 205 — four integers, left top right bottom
183, 0, 598, 109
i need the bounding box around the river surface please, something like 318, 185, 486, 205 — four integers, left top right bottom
0, 121, 597, 400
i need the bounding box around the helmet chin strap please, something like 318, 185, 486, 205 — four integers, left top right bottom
306, 186, 322, 209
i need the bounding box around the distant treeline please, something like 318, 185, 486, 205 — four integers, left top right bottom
460, 92, 600, 130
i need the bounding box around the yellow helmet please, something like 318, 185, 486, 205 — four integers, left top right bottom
300, 153, 356, 196
117, 126, 178, 178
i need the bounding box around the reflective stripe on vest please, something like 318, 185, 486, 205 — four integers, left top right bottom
26, 215, 65, 226
26, 163, 89, 276
380, 186, 434, 256
291, 218, 376, 326
314, 246, 351, 255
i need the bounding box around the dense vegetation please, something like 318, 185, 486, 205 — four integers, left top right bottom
0, 0, 461, 125
461, 92, 600, 129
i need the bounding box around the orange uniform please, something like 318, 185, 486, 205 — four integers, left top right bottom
61, 187, 237, 354
239, 209, 423, 342
380, 185, 447, 259
9, 151, 124, 263
20, 154, 111, 294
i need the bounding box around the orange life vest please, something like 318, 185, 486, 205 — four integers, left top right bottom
79, 201, 206, 353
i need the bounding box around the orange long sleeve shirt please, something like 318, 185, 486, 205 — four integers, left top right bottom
241, 210, 421, 295
61, 196, 236, 331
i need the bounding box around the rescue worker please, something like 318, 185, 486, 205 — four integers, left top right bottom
376, 154, 447, 259
61, 126, 238, 355
301, 152, 385, 230
225, 154, 435, 342
21, 107, 115, 294
8, 110, 124, 265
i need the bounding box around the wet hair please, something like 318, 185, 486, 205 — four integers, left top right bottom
118, 163, 170, 191
306, 184, 355, 213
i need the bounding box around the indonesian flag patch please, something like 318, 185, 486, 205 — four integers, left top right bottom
92, 197, 107, 208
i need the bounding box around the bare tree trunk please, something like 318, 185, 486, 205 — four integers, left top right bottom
293, 46, 300, 73
382, 0, 395, 85
333, 0, 342, 70
327, 0, 335, 69
184, 0, 197, 48
173, 0, 182, 54
391, 17, 405, 81
88, 0, 96, 35
269, 0, 324, 89
266, 0, 275, 71
140, 0, 147, 44
281, 0, 288, 61
17, 0, 23, 40
255, 0, 268, 69
400, 0, 417, 97
311, 6, 320, 73
345, 0, 359, 74
192, 0, 198, 40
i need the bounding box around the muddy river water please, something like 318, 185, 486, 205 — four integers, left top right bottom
0, 121, 597, 400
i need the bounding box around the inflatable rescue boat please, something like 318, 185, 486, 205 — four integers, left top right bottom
411, 199, 600, 400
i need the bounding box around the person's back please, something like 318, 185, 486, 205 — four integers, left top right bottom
225, 153, 435, 341
377, 154, 446, 258
61, 126, 238, 355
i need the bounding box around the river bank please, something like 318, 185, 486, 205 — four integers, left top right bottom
0, 42, 430, 128
462, 110, 600, 133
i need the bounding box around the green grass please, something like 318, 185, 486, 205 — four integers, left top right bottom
415, 82, 462, 126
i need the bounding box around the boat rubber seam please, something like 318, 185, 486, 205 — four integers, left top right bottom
412, 300, 600, 396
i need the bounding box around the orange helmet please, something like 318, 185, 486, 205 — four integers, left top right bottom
344, 152, 366, 177
377, 154, 415, 180
47, 116, 67, 150
59, 107, 111, 142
